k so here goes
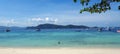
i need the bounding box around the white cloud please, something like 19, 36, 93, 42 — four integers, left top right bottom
45, 17, 58, 23
54, 19, 58, 22
31, 18, 44, 22
0, 17, 59, 27
10, 19, 15, 23
45, 17, 49, 21
0, 19, 15, 24
30, 17, 58, 23
0, 19, 17, 26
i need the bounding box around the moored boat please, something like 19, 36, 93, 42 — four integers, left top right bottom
6, 29, 11, 32
117, 30, 120, 33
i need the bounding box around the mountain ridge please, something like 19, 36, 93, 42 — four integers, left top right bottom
26, 24, 90, 29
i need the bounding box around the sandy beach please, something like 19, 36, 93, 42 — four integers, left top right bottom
0, 48, 120, 54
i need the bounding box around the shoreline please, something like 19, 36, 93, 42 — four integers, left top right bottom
0, 47, 120, 54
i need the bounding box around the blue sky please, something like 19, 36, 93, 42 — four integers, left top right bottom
0, 0, 119, 27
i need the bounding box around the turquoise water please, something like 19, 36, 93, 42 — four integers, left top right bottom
0, 29, 120, 47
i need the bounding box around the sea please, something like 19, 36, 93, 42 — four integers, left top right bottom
0, 29, 120, 48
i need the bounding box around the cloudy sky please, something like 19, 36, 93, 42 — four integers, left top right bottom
0, 0, 119, 27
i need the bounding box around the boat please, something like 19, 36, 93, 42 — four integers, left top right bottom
117, 30, 120, 33
106, 27, 111, 31
98, 28, 102, 32
6, 28, 11, 32
5, 24, 11, 32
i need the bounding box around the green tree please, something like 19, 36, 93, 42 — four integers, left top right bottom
73, 0, 120, 14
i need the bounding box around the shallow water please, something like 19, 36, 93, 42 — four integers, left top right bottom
0, 29, 120, 47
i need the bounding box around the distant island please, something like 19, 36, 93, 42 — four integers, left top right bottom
26, 24, 90, 29
26, 24, 120, 32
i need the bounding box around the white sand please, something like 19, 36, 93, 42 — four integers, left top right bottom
0, 48, 120, 54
